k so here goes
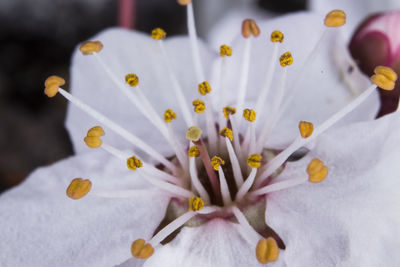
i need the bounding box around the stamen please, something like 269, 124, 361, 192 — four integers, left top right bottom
44, 75, 65, 98
84, 126, 105, 148
210, 156, 225, 171
177, 0, 191, 5
131, 239, 154, 259
243, 108, 256, 122
231, 206, 261, 245
211, 156, 232, 205
196, 83, 217, 153
188, 196, 204, 211
370, 65, 398, 90
324, 10, 346, 27
198, 81, 212, 95
66, 178, 92, 200
79, 41, 103, 55
127, 156, 143, 170
188, 143, 211, 204
254, 31, 283, 119
185, 1, 205, 82
235, 154, 262, 200
223, 106, 236, 119
151, 28, 166, 40
219, 127, 233, 141
252, 159, 328, 196
299, 121, 314, 138
236, 19, 260, 117
156, 34, 194, 126
192, 99, 206, 113
279, 51, 293, 67
56, 87, 177, 172
225, 137, 244, 188
228, 110, 245, 166
185, 126, 202, 142
220, 44, 232, 57
307, 158, 328, 183
256, 238, 279, 264
149, 211, 197, 246
141, 172, 193, 198
125, 73, 139, 87
164, 109, 177, 123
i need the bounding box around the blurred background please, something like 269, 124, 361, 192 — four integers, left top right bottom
0, 0, 307, 192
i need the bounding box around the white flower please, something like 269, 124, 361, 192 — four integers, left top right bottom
0, 4, 398, 267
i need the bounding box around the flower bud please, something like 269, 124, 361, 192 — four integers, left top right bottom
349, 11, 400, 116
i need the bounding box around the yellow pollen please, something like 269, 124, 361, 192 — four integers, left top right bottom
243, 109, 256, 122
223, 106, 236, 119
151, 28, 166, 40
247, 154, 262, 168
127, 156, 143, 171
370, 65, 397, 90
189, 196, 204, 211
186, 126, 202, 142
279, 52, 293, 67
44, 75, 65, 98
125, 73, 139, 87
219, 127, 233, 141
242, 19, 260, 38
66, 178, 92, 200
84, 126, 105, 148
79, 41, 103, 55
307, 158, 328, 183
131, 239, 154, 259
299, 121, 314, 138
164, 109, 177, 123
192, 99, 206, 113
220, 44, 233, 57
211, 156, 225, 171
177, 0, 192, 6
324, 10, 346, 27
188, 146, 200, 157
256, 237, 279, 264
270, 30, 284, 43
198, 81, 212, 95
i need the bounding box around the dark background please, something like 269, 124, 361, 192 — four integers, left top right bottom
0, 0, 306, 192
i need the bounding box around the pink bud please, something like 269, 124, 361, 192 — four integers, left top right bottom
350, 11, 400, 116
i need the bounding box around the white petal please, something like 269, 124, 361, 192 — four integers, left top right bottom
66, 28, 215, 156
309, 0, 400, 36
142, 218, 266, 267
0, 152, 170, 266
208, 12, 379, 149
265, 112, 400, 266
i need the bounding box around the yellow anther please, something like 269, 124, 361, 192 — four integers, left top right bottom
84, 126, 105, 148
125, 73, 139, 87
299, 121, 314, 138
66, 178, 92, 200
131, 239, 154, 259
192, 99, 206, 113
242, 19, 260, 38
151, 28, 166, 40
44, 75, 65, 98
243, 109, 256, 122
220, 44, 233, 57
79, 41, 103, 55
198, 81, 212, 95
324, 10, 346, 27
279, 52, 293, 67
211, 156, 225, 171
164, 109, 177, 123
219, 127, 233, 141
370, 65, 397, 90
186, 126, 202, 142
256, 237, 279, 264
247, 154, 262, 168
127, 156, 143, 171
270, 30, 284, 43
189, 196, 204, 211
307, 158, 328, 183
223, 106, 236, 119
188, 146, 200, 157
177, 0, 192, 6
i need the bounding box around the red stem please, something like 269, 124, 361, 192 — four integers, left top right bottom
118, 0, 136, 29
